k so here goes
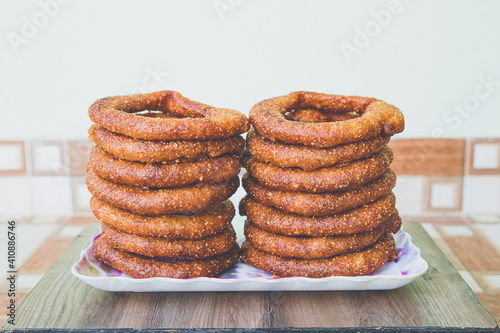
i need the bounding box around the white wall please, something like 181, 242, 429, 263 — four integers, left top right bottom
2, 0, 499, 140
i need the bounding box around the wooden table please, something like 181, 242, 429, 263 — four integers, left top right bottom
3, 222, 499, 332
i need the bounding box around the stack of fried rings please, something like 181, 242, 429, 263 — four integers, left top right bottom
87, 91, 250, 279
240, 91, 405, 278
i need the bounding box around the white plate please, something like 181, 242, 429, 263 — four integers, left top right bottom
71, 227, 428, 292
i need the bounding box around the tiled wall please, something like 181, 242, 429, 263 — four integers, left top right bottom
0, 140, 93, 217
0, 138, 499, 217
390, 138, 500, 217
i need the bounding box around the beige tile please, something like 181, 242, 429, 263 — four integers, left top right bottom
432, 238, 466, 271
424, 176, 463, 213
458, 270, 483, 293
19, 238, 72, 272
68, 140, 93, 176
438, 225, 474, 237
31, 176, 73, 215
18, 216, 34, 224
71, 176, 91, 213
401, 215, 470, 225
392, 176, 425, 215
420, 222, 442, 239
472, 224, 500, 252
58, 225, 84, 238
463, 175, 500, 214
30, 140, 67, 176
473, 143, 499, 169
430, 183, 457, 208
63, 216, 98, 225
485, 274, 500, 288
472, 272, 500, 294
445, 236, 500, 271
469, 215, 500, 223
0, 177, 33, 215
467, 139, 500, 175
16, 224, 58, 267
0, 141, 26, 176
30, 216, 62, 224
17, 273, 44, 290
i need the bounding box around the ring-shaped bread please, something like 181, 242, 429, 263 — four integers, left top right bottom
240, 233, 398, 278
242, 169, 396, 216
244, 146, 393, 193
89, 125, 245, 163
89, 146, 241, 188
93, 236, 239, 279
249, 91, 404, 148
86, 168, 239, 215
244, 213, 401, 259
239, 194, 396, 236
101, 224, 237, 259
91, 197, 235, 239
89, 90, 249, 140
246, 129, 390, 171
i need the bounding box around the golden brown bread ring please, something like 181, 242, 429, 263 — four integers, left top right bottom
89, 125, 245, 164
240, 233, 398, 278
249, 91, 404, 148
239, 194, 396, 236
246, 129, 390, 171
86, 168, 239, 215
244, 213, 401, 259
244, 146, 393, 193
89, 91, 250, 140
91, 197, 234, 239
88, 146, 241, 188
242, 169, 396, 216
101, 224, 237, 260
93, 236, 240, 279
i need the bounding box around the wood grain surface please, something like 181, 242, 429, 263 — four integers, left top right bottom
3, 222, 499, 332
